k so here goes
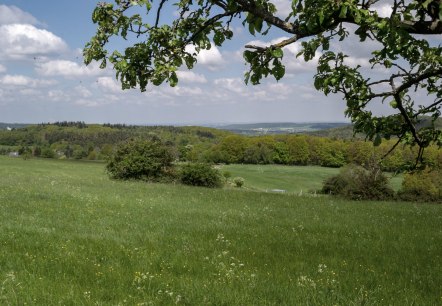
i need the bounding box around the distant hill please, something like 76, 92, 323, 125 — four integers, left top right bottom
307, 116, 442, 139
306, 125, 361, 139
213, 122, 350, 135
0, 123, 30, 130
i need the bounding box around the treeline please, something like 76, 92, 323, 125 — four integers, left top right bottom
0, 124, 440, 171
38, 121, 88, 128
0, 124, 229, 161
183, 135, 442, 171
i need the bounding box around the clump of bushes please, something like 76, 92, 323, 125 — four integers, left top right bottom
106, 138, 176, 182
322, 164, 394, 200
398, 168, 442, 202
233, 177, 245, 188
179, 163, 223, 188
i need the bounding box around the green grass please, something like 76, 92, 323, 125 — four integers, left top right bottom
0, 156, 441, 305
221, 164, 403, 193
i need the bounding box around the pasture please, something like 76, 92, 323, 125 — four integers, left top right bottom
0, 156, 440, 305
221, 164, 403, 193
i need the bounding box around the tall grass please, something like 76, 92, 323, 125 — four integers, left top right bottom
0, 157, 440, 305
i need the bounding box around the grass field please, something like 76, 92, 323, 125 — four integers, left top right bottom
221, 164, 403, 193
0, 156, 441, 305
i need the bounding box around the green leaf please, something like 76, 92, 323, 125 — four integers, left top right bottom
314, 77, 323, 90
318, 11, 324, 25
389, 100, 398, 108
243, 50, 256, 62
271, 48, 284, 58
354, 10, 361, 23
373, 134, 382, 146
213, 32, 225, 46
100, 59, 107, 69
339, 5, 348, 18
272, 64, 285, 81
248, 22, 255, 36
254, 18, 263, 33
169, 72, 178, 87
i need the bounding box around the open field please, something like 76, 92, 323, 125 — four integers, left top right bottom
0, 156, 441, 305
221, 164, 403, 193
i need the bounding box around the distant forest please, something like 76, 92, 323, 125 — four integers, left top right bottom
0, 121, 440, 171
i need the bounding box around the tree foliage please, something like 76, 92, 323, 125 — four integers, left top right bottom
398, 167, 442, 202
85, 0, 442, 165
179, 162, 223, 187
106, 138, 175, 181
322, 163, 394, 200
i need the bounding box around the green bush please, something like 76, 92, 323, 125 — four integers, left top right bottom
233, 177, 245, 188
398, 168, 442, 202
106, 138, 175, 182
179, 163, 222, 188
321, 174, 347, 195
322, 164, 394, 200
222, 171, 232, 181
41, 148, 55, 158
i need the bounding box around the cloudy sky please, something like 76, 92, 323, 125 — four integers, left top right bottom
0, 0, 402, 124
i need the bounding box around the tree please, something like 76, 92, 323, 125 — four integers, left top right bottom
106, 138, 175, 181
85, 0, 442, 164
286, 135, 310, 165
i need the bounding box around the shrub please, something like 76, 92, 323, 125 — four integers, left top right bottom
87, 150, 97, 160
233, 177, 245, 188
106, 138, 175, 181
222, 171, 232, 181
179, 163, 222, 188
41, 148, 55, 158
321, 164, 394, 200
321, 174, 347, 195
398, 168, 442, 202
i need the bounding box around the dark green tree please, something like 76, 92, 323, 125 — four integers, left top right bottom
106, 138, 175, 181
84, 0, 442, 164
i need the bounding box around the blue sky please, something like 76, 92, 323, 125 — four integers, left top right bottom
0, 0, 408, 124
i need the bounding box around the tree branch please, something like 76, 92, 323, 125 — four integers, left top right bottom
154, 0, 167, 28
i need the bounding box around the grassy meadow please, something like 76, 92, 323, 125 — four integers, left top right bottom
221, 164, 403, 193
0, 156, 441, 305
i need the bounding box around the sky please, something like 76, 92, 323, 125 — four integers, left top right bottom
0, 0, 420, 125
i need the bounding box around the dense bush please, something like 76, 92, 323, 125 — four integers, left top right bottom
179, 163, 222, 188
40, 148, 56, 158
398, 168, 442, 202
322, 164, 394, 200
233, 177, 245, 188
106, 138, 175, 181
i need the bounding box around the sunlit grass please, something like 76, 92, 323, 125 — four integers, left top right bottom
0, 156, 440, 305
221, 163, 402, 193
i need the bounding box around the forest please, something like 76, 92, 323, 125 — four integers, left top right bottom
1, 121, 440, 172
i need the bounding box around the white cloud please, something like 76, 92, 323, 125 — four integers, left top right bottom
0, 74, 56, 87
344, 56, 371, 68
176, 71, 207, 83
214, 78, 246, 95
372, 3, 393, 18
167, 86, 204, 96
0, 64, 6, 73
272, 0, 292, 18
96, 76, 122, 93
19, 88, 41, 96
36, 60, 103, 78
185, 45, 224, 70
48, 90, 70, 102
75, 85, 92, 98
0, 24, 67, 60
0, 5, 39, 25
75, 96, 116, 108
75, 99, 100, 107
